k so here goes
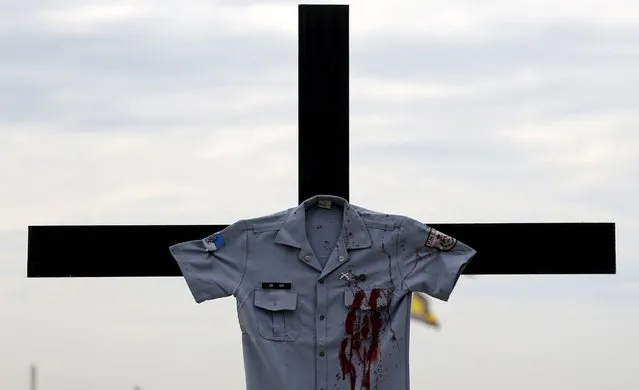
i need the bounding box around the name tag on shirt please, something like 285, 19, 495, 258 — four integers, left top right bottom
261, 282, 292, 290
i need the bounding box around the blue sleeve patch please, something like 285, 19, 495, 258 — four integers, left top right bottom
202, 233, 225, 251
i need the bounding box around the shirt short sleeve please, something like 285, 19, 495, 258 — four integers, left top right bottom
398, 216, 477, 301
169, 221, 247, 303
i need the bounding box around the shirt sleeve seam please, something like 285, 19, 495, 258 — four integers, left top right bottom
232, 226, 249, 296
396, 217, 410, 287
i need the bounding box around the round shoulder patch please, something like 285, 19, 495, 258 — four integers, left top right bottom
424, 228, 457, 251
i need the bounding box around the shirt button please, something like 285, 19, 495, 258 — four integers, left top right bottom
319, 315, 325, 320
338, 256, 345, 262
319, 351, 325, 357
304, 255, 311, 262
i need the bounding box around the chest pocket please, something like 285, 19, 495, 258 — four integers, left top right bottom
344, 288, 390, 339
253, 289, 300, 342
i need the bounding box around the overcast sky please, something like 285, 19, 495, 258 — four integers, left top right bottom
1, 0, 638, 389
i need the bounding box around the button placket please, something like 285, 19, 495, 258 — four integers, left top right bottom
316, 277, 328, 390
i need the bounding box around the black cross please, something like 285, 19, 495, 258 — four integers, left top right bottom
26, 4, 615, 278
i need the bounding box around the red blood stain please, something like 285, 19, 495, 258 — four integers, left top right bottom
345, 309, 357, 334
368, 288, 382, 310
367, 312, 383, 362
338, 288, 384, 390
351, 290, 366, 309
339, 338, 356, 390
362, 311, 382, 390
361, 314, 370, 338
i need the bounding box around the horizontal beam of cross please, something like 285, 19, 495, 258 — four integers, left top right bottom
27, 223, 615, 277
25, 4, 616, 277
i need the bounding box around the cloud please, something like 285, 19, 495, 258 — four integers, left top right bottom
0, 230, 27, 277
0, 19, 296, 131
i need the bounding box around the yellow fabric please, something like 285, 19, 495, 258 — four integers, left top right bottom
410, 292, 440, 328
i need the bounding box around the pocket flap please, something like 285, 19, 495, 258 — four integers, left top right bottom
254, 289, 298, 311
344, 288, 388, 310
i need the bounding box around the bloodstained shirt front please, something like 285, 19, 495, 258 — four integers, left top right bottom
169, 195, 476, 390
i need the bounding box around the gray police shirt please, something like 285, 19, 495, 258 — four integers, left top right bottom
169, 195, 476, 390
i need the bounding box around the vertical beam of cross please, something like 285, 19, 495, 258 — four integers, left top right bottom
298, 5, 350, 203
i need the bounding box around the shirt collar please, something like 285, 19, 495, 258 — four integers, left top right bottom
274, 195, 372, 250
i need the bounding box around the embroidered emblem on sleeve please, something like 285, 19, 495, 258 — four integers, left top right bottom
202, 233, 225, 251
424, 228, 457, 251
